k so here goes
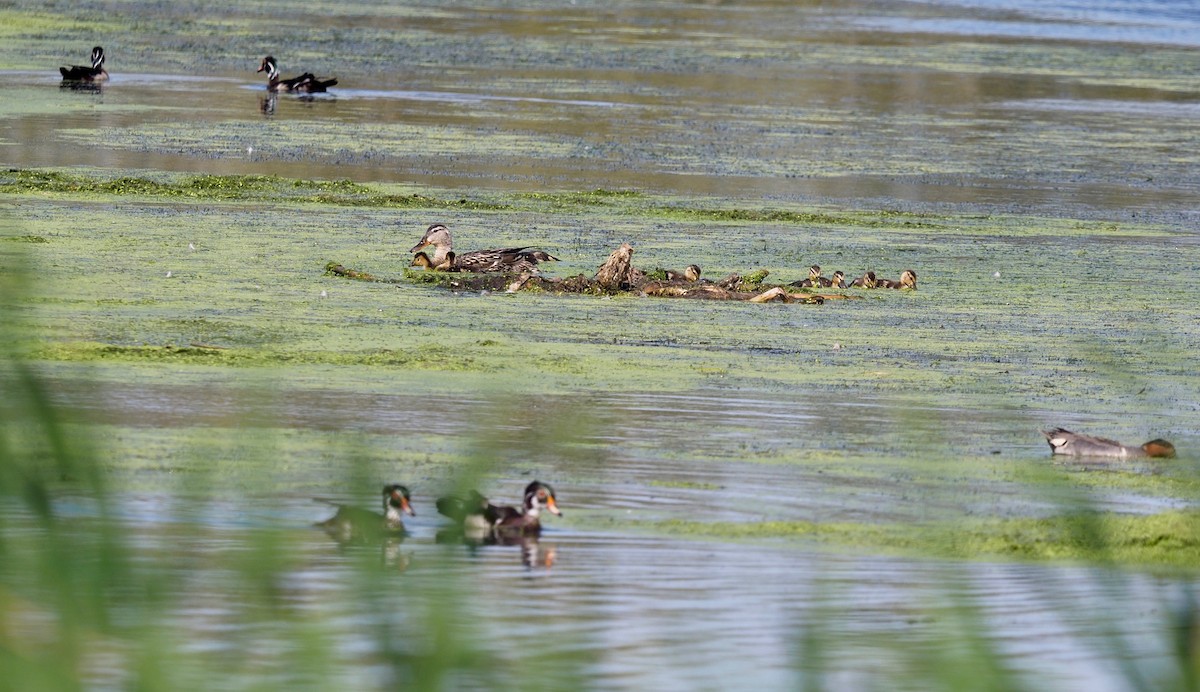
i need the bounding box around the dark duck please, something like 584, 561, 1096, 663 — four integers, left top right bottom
59, 46, 108, 82
315, 484, 415, 543
257, 55, 337, 93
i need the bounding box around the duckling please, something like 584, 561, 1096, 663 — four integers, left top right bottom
664, 265, 702, 282
411, 250, 457, 271
315, 484, 415, 543
59, 46, 108, 82
827, 270, 847, 288
257, 55, 337, 93
492, 481, 562, 535
789, 265, 825, 288
408, 223, 559, 274
850, 271, 877, 288
878, 269, 918, 289
1042, 428, 1176, 459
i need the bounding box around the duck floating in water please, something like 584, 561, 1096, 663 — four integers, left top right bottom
315, 484, 415, 543
59, 46, 108, 82
408, 223, 559, 274
257, 55, 337, 93
1042, 428, 1176, 459
436, 481, 561, 536
850, 271, 877, 288
877, 269, 917, 289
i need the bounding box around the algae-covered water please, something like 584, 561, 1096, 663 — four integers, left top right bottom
2, 0, 1199, 689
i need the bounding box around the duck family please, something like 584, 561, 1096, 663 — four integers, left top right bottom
408, 223, 559, 273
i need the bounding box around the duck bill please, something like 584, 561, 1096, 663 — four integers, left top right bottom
545, 496, 562, 516
393, 490, 416, 516
409, 240, 430, 253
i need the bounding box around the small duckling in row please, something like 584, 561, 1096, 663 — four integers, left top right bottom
789, 265, 846, 288
411, 250, 457, 271
876, 270, 917, 289
663, 265, 702, 282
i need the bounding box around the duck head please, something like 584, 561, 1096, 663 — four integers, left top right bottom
523, 481, 561, 517
808, 265, 821, 281
900, 269, 917, 289
830, 270, 845, 288
382, 484, 416, 517
1142, 439, 1177, 458
685, 264, 702, 282
91, 46, 105, 69
257, 56, 279, 80
409, 223, 453, 253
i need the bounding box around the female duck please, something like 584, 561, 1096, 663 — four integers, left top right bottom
1042, 428, 1176, 458
408, 223, 559, 274
60, 46, 108, 82
316, 484, 415, 543
257, 56, 338, 93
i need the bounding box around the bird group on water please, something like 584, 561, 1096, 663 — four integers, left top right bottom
316, 480, 561, 546
56, 46, 1181, 549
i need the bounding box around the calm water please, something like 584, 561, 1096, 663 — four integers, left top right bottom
3, 0, 1199, 688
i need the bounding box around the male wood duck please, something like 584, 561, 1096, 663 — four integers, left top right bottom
257, 56, 338, 93
59, 46, 108, 82
408, 223, 559, 274
436, 489, 499, 533
1042, 428, 1176, 459
437, 481, 561, 535
850, 271, 877, 288
316, 484, 415, 543
493, 481, 561, 535
411, 250, 457, 271
878, 269, 918, 289
664, 265, 702, 282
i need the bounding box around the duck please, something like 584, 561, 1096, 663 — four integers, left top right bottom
827, 270, 846, 288
492, 481, 562, 535
878, 269, 918, 289
1042, 428, 1176, 459
408, 223, 559, 274
411, 250, 457, 271
315, 484, 415, 543
257, 56, 338, 93
436, 489, 499, 533
850, 271, 877, 288
59, 46, 108, 82
664, 265, 702, 282
789, 265, 825, 288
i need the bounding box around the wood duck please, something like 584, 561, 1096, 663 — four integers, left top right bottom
493, 481, 561, 535
59, 46, 108, 82
437, 481, 561, 536
664, 265, 702, 282
878, 270, 918, 289
257, 56, 338, 93
850, 271, 877, 288
436, 489, 499, 533
408, 223, 559, 274
411, 250, 457, 271
316, 484, 415, 543
1042, 428, 1176, 459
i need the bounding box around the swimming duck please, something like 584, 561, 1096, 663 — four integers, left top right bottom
1042, 428, 1176, 459
59, 46, 108, 82
436, 489, 499, 533
257, 56, 338, 93
411, 250, 457, 271
790, 265, 825, 288
664, 265, 702, 282
492, 481, 562, 535
408, 223, 559, 274
315, 484, 415, 543
828, 270, 846, 288
877, 269, 918, 289
850, 271, 877, 288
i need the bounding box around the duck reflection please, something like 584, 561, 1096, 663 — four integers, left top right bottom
259, 93, 277, 116
436, 527, 556, 568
